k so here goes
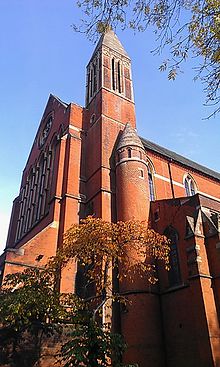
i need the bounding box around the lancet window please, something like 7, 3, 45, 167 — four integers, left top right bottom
147, 165, 155, 201
111, 58, 123, 94
184, 174, 196, 196
112, 58, 115, 90
86, 55, 100, 104
164, 226, 181, 287
15, 144, 56, 242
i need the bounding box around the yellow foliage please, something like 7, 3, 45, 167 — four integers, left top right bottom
50, 217, 170, 298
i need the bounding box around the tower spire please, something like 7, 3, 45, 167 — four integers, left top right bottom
85, 29, 134, 108
90, 28, 130, 61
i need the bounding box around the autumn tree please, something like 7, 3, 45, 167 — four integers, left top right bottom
0, 217, 169, 366
52, 216, 169, 366
53, 217, 169, 301
73, 0, 220, 117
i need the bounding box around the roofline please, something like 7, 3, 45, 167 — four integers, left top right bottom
141, 136, 220, 182
21, 95, 69, 178
50, 94, 68, 107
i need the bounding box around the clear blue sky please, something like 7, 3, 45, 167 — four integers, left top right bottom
0, 0, 219, 253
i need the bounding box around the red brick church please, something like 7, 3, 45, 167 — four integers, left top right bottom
1, 30, 220, 366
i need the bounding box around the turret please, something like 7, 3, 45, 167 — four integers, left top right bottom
115, 122, 150, 222
115, 123, 164, 367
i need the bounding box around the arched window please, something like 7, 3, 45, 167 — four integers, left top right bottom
90, 68, 93, 97
117, 61, 122, 93
86, 55, 100, 104
93, 63, 97, 94
36, 156, 45, 221
148, 165, 155, 201
112, 58, 115, 90
112, 58, 123, 93
184, 175, 196, 196
164, 226, 181, 287
90, 113, 96, 125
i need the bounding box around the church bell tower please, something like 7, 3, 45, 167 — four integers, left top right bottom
83, 29, 136, 221
85, 28, 135, 117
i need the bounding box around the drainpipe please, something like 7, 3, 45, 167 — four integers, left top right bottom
168, 158, 175, 199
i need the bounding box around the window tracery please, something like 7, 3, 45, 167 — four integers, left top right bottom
15, 141, 56, 241
184, 175, 196, 196
86, 54, 101, 104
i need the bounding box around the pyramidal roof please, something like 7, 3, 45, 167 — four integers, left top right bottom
117, 123, 144, 151
90, 29, 129, 61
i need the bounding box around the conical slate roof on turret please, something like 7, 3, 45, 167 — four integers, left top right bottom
116, 123, 145, 151
90, 29, 130, 61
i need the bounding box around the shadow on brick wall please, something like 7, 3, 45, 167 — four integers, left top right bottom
0, 326, 69, 367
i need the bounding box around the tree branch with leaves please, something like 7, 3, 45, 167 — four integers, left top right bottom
73, 0, 220, 117
53, 216, 170, 300
0, 217, 170, 366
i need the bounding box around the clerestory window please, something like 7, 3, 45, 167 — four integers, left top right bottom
148, 165, 155, 201
184, 175, 196, 196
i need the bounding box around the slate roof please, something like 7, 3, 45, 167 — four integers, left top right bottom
117, 123, 145, 150
141, 137, 220, 181
90, 29, 129, 62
